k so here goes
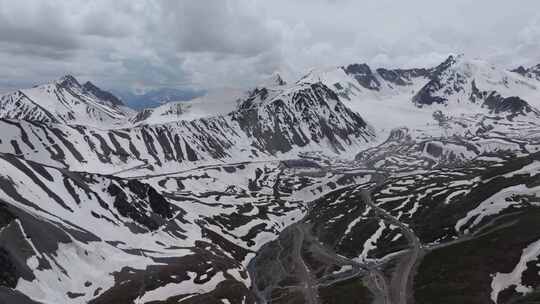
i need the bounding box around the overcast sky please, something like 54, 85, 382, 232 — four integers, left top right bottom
1, 0, 540, 93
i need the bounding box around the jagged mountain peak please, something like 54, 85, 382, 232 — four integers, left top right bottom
512, 63, 540, 81
0, 75, 130, 126
442, 53, 462, 64
412, 54, 540, 118
273, 73, 287, 86
512, 65, 528, 75
57, 74, 82, 88
343, 63, 381, 90
341, 61, 432, 91
430, 54, 459, 75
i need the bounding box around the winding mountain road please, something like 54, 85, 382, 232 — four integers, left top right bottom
248, 169, 425, 304
358, 187, 423, 304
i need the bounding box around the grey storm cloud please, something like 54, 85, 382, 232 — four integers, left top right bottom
0, 0, 540, 92
160, 0, 281, 56
0, 2, 79, 58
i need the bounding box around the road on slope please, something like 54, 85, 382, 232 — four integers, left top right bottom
247, 164, 425, 304
358, 187, 423, 304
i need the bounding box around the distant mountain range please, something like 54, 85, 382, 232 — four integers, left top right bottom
113, 87, 206, 110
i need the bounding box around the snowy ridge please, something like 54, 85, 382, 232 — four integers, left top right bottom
0, 82, 375, 175
297, 55, 540, 146
131, 88, 245, 125
0, 76, 132, 128
513, 63, 540, 82
412, 55, 540, 115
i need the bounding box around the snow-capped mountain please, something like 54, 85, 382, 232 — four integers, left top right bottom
342, 63, 431, 90
513, 63, 540, 81
0, 76, 133, 128
232, 82, 374, 154
1, 55, 540, 304
412, 55, 540, 116
0, 80, 375, 175
297, 55, 540, 144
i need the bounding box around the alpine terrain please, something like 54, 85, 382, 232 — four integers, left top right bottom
1, 54, 540, 304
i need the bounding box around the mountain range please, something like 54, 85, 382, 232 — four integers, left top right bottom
1, 54, 540, 304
